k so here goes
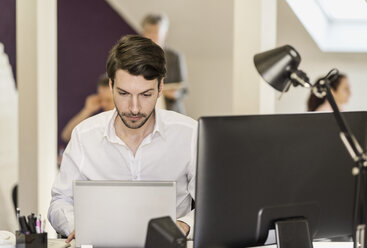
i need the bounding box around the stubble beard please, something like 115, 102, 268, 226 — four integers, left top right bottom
116, 106, 155, 129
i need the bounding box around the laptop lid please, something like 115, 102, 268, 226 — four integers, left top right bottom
73, 181, 176, 248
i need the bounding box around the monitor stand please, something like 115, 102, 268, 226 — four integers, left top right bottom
275, 218, 313, 248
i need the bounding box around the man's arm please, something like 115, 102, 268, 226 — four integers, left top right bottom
48, 129, 86, 236
177, 123, 197, 238
162, 82, 187, 100
61, 94, 101, 142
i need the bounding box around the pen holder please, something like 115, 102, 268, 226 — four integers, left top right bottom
15, 231, 47, 248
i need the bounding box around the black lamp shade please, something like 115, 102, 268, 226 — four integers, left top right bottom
254, 45, 301, 92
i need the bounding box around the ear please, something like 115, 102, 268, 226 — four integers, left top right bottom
158, 80, 164, 97
109, 79, 113, 92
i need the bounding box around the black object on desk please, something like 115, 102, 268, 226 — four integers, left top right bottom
16, 231, 47, 248
254, 45, 367, 248
145, 216, 186, 248
194, 112, 367, 248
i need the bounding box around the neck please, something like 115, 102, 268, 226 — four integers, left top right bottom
317, 100, 344, 112
328, 100, 344, 111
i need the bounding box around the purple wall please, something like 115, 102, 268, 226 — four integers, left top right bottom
0, 0, 16, 83
58, 0, 136, 146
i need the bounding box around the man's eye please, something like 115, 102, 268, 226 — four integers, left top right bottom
143, 94, 152, 97
119, 92, 128, 96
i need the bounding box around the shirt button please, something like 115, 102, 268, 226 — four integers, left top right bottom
133, 175, 138, 180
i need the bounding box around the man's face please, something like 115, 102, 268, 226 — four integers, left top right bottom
142, 24, 166, 46
97, 85, 114, 111
111, 69, 162, 129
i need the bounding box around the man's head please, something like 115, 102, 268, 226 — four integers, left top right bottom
141, 14, 169, 46
96, 75, 114, 111
106, 35, 166, 129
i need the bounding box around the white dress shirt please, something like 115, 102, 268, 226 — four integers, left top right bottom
48, 109, 197, 237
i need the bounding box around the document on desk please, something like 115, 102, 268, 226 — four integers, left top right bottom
47, 240, 351, 248
248, 242, 353, 248
48, 239, 73, 248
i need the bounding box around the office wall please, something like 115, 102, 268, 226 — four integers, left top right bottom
106, 0, 234, 119
57, 0, 136, 146
275, 0, 367, 113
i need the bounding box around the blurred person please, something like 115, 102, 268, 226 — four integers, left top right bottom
307, 73, 351, 112
142, 13, 188, 114
0, 42, 18, 232
61, 75, 114, 142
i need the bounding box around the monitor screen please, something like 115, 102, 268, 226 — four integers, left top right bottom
194, 112, 367, 248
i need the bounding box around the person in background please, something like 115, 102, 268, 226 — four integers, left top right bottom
141, 13, 188, 114
61, 75, 114, 143
307, 73, 351, 112
0, 42, 18, 232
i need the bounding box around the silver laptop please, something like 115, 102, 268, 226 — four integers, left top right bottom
73, 181, 176, 248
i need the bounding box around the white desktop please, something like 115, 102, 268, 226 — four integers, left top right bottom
46, 239, 353, 248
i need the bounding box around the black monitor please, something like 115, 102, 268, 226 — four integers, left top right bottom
194, 112, 367, 248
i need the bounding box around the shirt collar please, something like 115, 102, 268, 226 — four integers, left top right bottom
104, 109, 166, 143
104, 110, 120, 144
152, 108, 166, 140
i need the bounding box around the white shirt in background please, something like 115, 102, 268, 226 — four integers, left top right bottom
48, 108, 197, 237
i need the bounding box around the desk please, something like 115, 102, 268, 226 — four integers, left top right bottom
47, 240, 353, 248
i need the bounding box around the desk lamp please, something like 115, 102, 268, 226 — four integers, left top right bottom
254, 45, 367, 248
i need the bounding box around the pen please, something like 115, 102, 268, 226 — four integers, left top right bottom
19, 216, 30, 234
36, 215, 41, 234
27, 214, 37, 233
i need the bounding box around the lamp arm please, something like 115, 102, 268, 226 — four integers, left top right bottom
323, 84, 366, 164
320, 81, 367, 248
290, 70, 311, 88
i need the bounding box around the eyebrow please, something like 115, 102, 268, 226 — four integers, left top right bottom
116, 87, 155, 94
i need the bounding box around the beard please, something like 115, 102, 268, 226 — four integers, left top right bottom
115, 106, 155, 129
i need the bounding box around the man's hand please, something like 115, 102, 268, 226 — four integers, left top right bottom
65, 230, 75, 243
176, 221, 190, 236
84, 94, 101, 115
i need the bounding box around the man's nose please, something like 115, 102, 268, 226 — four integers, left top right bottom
129, 95, 140, 114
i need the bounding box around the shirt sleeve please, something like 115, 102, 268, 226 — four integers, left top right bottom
177, 123, 197, 239
48, 128, 86, 236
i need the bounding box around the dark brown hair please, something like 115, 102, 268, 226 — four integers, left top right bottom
307, 73, 346, 111
106, 35, 166, 88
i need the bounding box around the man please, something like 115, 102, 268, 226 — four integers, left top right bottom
142, 14, 188, 114
48, 35, 197, 242
61, 75, 114, 143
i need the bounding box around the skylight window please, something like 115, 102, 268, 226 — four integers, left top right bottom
316, 0, 367, 21
286, 0, 367, 52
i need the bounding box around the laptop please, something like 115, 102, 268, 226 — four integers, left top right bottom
73, 181, 176, 248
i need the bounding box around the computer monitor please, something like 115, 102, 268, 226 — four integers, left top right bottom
194, 112, 367, 248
